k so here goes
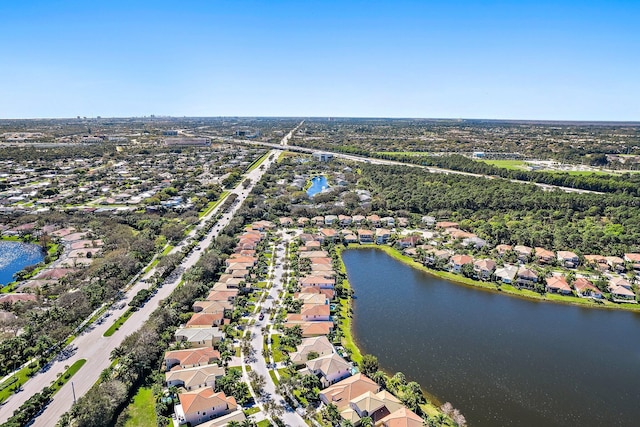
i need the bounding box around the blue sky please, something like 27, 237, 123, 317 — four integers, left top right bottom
1, 0, 638, 120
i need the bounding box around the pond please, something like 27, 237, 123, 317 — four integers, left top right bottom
342, 248, 640, 427
306, 176, 329, 197
0, 240, 45, 286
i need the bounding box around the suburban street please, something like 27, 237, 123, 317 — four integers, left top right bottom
241, 232, 307, 427
0, 135, 288, 424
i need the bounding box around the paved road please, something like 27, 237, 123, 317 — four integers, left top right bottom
0, 137, 287, 425
242, 233, 307, 427
223, 138, 602, 195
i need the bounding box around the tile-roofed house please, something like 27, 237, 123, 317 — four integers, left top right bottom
300, 275, 335, 289
297, 217, 310, 226
186, 312, 224, 328
573, 278, 603, 299
623, 253, 640, 269
300, 303, 331, 321
319, 373, 380, 410
175, 327, 224, 348
584, 255, 608, 270
435, 221, 458, 229
513, 245, 532, 263
473, 259, 496, 280
379, 407, 424, 427
164, 348, 220, 371
557, 250, 579, 268
609, 284, 636, 302
358, 229, 374, 244
338, 215, 352, 226
0, 293, 37, 305
290, 336, 335, 365
165, 364, 225, 391
494, 264, 519, 284
516, 266, 538, 289
347, 390, 404, 424
305, 353, 352, 387
352, 215, 366, 225
604, 256, 625, 272
375, 228, 391, 244
279, 217, 293, 226
421, 216, 436, 227
366, 214, 381, 227
397, 235, 420, 249
312, 216, 325, 225
324, 215, 338, 226
320, 228, 338, 242
496, 245, 513, 256
535, 247, 556, 264
174, 388, 237, 426
450, 254, 473, 273
196, 410, 246, 427
545, 276, 572, 295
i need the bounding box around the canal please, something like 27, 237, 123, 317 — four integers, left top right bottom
342, 248, 640, 427
0, 240, 45, 286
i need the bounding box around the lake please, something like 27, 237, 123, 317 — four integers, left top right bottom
0, 240, 45, 286
306, 176, 329, 197
342, 248, 640, 427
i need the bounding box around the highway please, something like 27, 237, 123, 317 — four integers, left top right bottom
0, 140, 285, 425
223, 138, 602, 195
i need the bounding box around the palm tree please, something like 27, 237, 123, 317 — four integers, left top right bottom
360, 416, 373, 427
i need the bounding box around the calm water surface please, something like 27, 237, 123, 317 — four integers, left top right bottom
306, 176, 329, 197
343, 248, 640, 427
0, 241, 45, 286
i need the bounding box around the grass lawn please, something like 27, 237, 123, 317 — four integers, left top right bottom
478, 159, 527, 170
123, 386, 157, 427
104, 309, 134, 337
270, 335, 286, 363
243, 406, 261, 416
268, 370, 279, 385
0, 363, 40, 403
257, 420, 272, 427
49, 359, 86, 395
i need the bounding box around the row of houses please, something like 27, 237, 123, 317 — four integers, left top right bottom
161, 227, 273, 426
279, 214, 409, 229
287, 317, 424, 426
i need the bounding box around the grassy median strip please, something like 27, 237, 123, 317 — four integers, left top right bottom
104, 309, 133, 337
50, 359, 86, 395
199, 191, 230, 218
0, 364, 38, 403
246, 152, 270, 173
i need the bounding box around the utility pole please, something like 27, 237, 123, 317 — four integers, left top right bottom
71, 381, 76, 404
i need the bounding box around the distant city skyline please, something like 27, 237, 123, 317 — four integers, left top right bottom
1, 0, 638, 121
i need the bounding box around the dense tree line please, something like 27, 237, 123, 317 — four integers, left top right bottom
360, 164, 640, 255
372, 153, 640, 196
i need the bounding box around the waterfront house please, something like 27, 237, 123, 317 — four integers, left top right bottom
358, 229, 374, 244
473, 259, 496, 280
320, 228, 338, 242
535, 247, 556, 265
299, 275, 335, 289
494, 264, 519, 284
609, 276, 632, 290
165, 364, 225, 391
343, 390, 404, 425
545, 276, 572, 295
343, 233, 358, 244
573, 278, 603, 299
557, 251, 579, 268
450, 254, 473, 274
174, 388, 237, 426
375, 228, 391, 244
516, 266, 538, 289
300, 303, 331, 321
397, 235, 420, 249
609, 284, 635, 302
304, 353, 352, 388
379, 407, 424, 427
319, 373, 380, 410
513, 245, 532, 263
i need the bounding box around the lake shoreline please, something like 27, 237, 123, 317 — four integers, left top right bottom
343, 244, 640, 313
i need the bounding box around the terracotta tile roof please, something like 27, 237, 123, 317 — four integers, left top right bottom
178, 388, 236, 417
379, 407, 424, 427
319, 373, 379, 410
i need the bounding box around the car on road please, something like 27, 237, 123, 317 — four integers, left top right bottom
258, 313, 265, 321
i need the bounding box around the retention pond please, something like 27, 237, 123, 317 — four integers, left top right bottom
0, 240, 45, 286
343, 248, 640, 427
